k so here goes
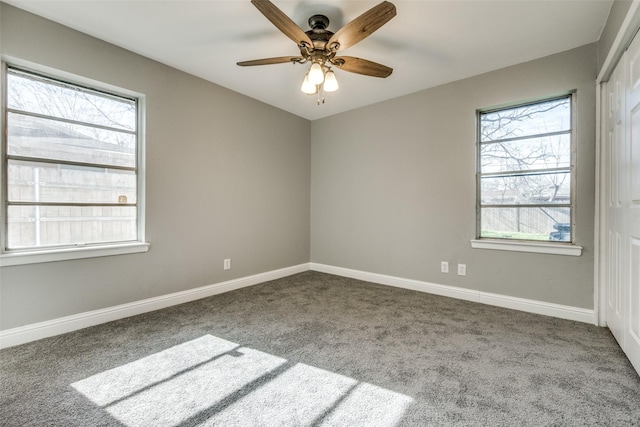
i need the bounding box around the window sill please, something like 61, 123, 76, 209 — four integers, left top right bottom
470, 239, 582, 256
0, 242, 150, 267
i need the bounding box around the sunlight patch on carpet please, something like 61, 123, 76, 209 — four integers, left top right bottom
71, 335, 240, 407
71, 335, 413, 426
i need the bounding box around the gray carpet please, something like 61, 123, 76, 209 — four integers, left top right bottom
1, 271, 639, 426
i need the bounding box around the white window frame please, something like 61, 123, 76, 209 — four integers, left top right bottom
471, 93, 582, 256
0, 61, 148, 267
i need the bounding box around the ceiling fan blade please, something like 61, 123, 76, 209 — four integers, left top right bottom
334, 56, 393, 78
251, 0, 313, 47
237, 56, 303, 66
327, 1, 396, 52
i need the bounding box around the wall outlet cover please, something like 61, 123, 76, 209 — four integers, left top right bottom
441, 261, 449, 273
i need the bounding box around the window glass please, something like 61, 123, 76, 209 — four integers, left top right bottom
7, 70, 136, 131
4, 66, 140, 251
480, 207, 571, 242
480, 134, 571, 173
480, 172, 571, 205
8, 113, 136, 167
477, 95, 573, 243
7, 206, 137, 249
480, 97, 571, 142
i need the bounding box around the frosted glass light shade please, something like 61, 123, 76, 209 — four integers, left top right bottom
308, 62, 325, 85
323, 70, 339, 92
301, 74, 317, 94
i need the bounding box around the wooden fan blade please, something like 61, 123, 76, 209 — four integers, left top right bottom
237, 56, 303, 66
251, 0, 313, 47
327, 1, 396, 51
334, 56, 393, 78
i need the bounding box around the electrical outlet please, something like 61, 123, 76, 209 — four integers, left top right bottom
457, 263, 466, 276
224, 258, 231, 270
441, 261, 449, 273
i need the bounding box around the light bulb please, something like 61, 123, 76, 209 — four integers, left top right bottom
308, 62, 325, 85
301, 73, 317, 95
323, 70, 339, 92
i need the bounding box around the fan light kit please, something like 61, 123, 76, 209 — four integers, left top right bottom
238, 0, 396, 105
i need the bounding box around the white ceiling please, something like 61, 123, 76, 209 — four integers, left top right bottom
5, 0, 613, 120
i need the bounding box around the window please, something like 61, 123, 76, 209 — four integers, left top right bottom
476, 94, 575, 245
2, 64, 147, 263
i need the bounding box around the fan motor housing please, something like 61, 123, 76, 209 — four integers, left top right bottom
306, 14, 334, 49
308, 14, 329, 30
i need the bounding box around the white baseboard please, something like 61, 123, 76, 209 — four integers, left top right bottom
0, 263, 310, 349
1, 262, 596, 349
310, 263, 595, 324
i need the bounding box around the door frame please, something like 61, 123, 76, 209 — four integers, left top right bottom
596, 1, 640, 327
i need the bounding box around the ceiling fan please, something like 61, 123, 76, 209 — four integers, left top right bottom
237, 0, 397, 103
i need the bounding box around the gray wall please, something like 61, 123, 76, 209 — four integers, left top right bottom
0, 4, 311, 330
311, 44, 597, 308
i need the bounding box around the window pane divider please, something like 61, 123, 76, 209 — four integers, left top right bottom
480, 166, 571, 178
480, 203, 571, 208
7, 108, 136, 135
8, 155, 137, 172
8, 201, 137, 207
480, 129, 570, 145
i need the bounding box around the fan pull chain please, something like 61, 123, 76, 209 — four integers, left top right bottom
317, 85, 325, 105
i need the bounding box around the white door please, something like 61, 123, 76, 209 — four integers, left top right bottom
605, 53, 626, 346
605, 31, 640, 374
624, 32, 640, 373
